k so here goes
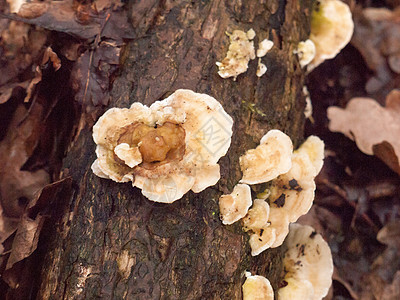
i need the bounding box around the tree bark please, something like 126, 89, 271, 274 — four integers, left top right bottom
35, 0, 311, 299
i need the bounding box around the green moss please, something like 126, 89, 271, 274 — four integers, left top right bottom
242, 101, 266, 117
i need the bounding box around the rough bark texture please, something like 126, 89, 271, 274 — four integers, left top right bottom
34, 0, 311, 299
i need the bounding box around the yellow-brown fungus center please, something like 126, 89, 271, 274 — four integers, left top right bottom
118, 122, 185, 169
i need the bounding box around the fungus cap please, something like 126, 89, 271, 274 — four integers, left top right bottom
303, 86, 313, 119
242, 273, 274, 300
247, 206, 291, 256
268, 136, 324, 223
257, 39, 274, 58
309, 0, 354, 70
239, 129, 293, 185
243, 199, 270, 232
114, 143, 142, 168
278, 278, 314, 300
295, 39, 316, 68
278, 223, 333, 300
248, 227, 277, 256
268, 152, 316, 223
246, 28, 256, 40
243, 199, 277, 256
219, 184, 252, 225
256, 59, 268, 77
92, 89, 233, 203
268, 206, 290, 248
297, 135, 325, 174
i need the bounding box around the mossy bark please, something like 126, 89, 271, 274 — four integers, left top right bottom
36, 0, 312, 299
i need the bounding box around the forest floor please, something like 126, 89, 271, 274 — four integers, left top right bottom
303, 1, 400, 299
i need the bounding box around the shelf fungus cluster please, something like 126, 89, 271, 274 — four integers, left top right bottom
218, 130, 324, 256
217, 28, 274, 79
278, 224, 333, 300
91, 89, 233, 203
240, 225, 332, 300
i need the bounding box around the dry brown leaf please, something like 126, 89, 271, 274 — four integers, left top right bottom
0, 21, 35, 86
42, 47, 61, 71
328, 89, 400, 174
60, 41, 82, 62
0, 104, 50, 219
17, 2, 49, 19
377, 220, 400, 250
0, 81, 30, 104
352, 7, 400, 93
23, 66, 42, 103
5, 214, 44, 270
382, 271, 400, 300
71, 41, 120, 107
2, 177, 72, 288
3, 0, 134, 40
24, 46, 62, 103
22, 47, 62, 103
0, 204, 20, 251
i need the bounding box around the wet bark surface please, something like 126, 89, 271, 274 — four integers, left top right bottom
33, 0, 312, 299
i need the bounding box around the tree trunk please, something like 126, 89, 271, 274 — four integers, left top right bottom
34, 0, 311, 299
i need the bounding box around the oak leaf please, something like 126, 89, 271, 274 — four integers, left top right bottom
328, 90, 400, 174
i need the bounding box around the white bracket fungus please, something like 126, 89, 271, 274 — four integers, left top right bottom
308, 0, 354, 70
240, 135, 324, 256
216, 29, 256, 80
268, 136, 324, 224
256, 39, 274, 77
278, 224, 333, 300
243, 199, 270, 232
215, 128, 324, 257
256, 59, 268, 78
243, 199, 279, 256
257, 39, 274, 58
219, 184, 252, 225
239, 130, 293, 185
92, 89, 233, 203
294, 39, 316, 68
242, 272, 274, 300
303, 86, 313, 121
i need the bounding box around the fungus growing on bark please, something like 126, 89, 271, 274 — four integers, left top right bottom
216, 29, 256, 80
256, 59, 268, 77
257, 39, 274, 58
248, 206, 292, 256
242, 136, 324, 255
303, 86, 313, 120
242, 272, 274, 300
219, 184, 252, 225
268, 136, 324, 223
239, 130, 293, 185
92, 89, 233, 203
294, 39, 316, 68
308, 0, 354, 70
278, 224, 333, 300
243, 199, 270, 232
243, 199, 281, 256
